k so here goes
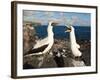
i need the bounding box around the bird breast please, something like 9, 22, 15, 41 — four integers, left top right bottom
71, 45, 82, 57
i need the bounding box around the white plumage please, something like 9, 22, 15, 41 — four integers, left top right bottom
66, 25, 82, 57
25, 21, 54, 57
33, 37, 48, 49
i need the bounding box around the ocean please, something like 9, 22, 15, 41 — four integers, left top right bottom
34, 25, 90, 40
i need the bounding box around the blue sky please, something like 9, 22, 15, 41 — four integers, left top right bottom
23, 10, 91, 26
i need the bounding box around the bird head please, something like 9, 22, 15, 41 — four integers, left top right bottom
65, 25, 72, 32
65, 25, 75, 32
49, 21, 59, 26
49, 21, 53, 25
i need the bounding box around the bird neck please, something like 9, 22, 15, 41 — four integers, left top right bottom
70, 27, 77, 45
47, 24, 54, 36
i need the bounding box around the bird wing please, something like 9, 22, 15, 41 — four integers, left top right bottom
33, 37, 48, 49
76, 43, 80, 49
71, 46, 82, 57
24, 44, 48, 56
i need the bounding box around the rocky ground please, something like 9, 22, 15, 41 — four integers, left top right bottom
23, 23, 91, 69
23, 39, 91, 69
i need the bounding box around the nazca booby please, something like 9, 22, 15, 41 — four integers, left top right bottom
65, 25, 82, 57
24, 21, 54, 57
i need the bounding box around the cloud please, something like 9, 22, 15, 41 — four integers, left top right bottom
71, 16, 90, 26
23, 11, 34, 16
23, 10, 90, 26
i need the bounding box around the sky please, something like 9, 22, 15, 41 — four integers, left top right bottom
23, 10, 91, 26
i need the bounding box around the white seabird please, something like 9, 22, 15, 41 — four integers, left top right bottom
65, 25, 82, 57
24, 21, 54, 57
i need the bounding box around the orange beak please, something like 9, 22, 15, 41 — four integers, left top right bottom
65, 27, 71, 32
